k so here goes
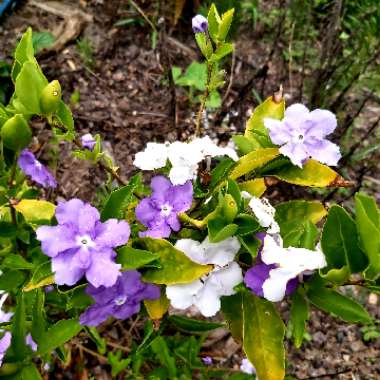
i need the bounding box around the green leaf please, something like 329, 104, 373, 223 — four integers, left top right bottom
273, 159, 341, 187
144, 288, 169, 320
11, 293, 28, 361
222, 292, 285, 380
195, 33, 213, 59
14, 61, 48, 114
117, 246, 159, 270
355, 193, 380, 280
0, 270, 26, 291
244, 95, 285, 147
14, 27, 35, 66
321, 205, 367, 275
208, 217, 238, 243
235, 214, 260, 236
32, 31, 55, 53
307, 286, 372, 324
101, 174, 141, 221
1, 255, 34, 270
150, 336, 177, 378
239, 178, 267, 198
232, 135, 258, 155
55, 101, 74, 133
218, 8, 235, 41
140, 238, 211, 285
210, 42, 234, 62
289, 291, 309, 348
38, 319, 82, 355
238, 234, 261, 257
229, 148, 280, 180
207, 4, 221, 43
20, 364, 43, 380
168, 315, 223, 332
14, 199, 55, 224
31, 289, 46, 343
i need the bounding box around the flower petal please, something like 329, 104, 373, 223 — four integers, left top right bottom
244, 263, 274, 297
280, 141, 309, 167
85, 249, 121, 288
79, 303, 115, 326
135, 198, 157, 227
168, 180, 193, 212
95, 219, 130, 248
305, 109, 337, 138
166, 280, 203, 310
169, 165, 197, 185
265, 118, 291, 145
262, 267, 298, 302
133, 142, 168, 170
200, 237, 240, 266
36, 225, 76, 258
305, 139, 341, 166
51, 250, 86, 286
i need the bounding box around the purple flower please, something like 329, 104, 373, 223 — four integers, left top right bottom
18, 149, 57, 189
192, 15, 208, 33
26, 333, 37, 352
264, 104, 341, 167
202, 356, 213, 365
135, 176, 193, 238
79, 270, 160, 326
36, 198, 130, 288
81, 133, 96, 151
244, 233, 298, 299
0, 331, 11, 366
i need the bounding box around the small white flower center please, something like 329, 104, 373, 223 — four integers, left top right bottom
76, 235, 95, 249
35, 160, 42, 168
160, 204, 172, 217
114, 295, 127, 306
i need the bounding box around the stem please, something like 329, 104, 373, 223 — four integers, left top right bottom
194, 62, 212, 137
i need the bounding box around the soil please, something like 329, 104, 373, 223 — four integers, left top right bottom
0, 1, 379, 379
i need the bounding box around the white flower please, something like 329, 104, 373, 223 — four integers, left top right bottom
166, 237, 242, 317
261, 235, 326, 302
240, 358, 256, 375
133, 137, 239, 185
248, 196, 280, 234
133, 142, 169, 170
0, 293, 13, 323
175, 236, 240, 266
166, 262, 243, 317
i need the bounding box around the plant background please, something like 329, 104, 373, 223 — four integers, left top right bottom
0, 0, 379, 378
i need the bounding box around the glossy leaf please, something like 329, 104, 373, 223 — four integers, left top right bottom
144, 288, 169, 320
14, 199, 55, 223
32, 289, 46, 343
273, 159, 340, 187
11, 293, 28, 361
239, 178, 266, 197
208, 217, 238, 243
229, 148, 279, 180
0, 270, 26, 291
210, 42, 234, 62
20, 364, 43, 380
101, 174, 142, 221
140, 238, 211, 285
207, 4, 221, 43
169, 315, 223, 332
290, 291, 309, 348
55, 100, 74, 133
218, 8, 235, 41
1, 254, 34, 270
321, 205, 367, 275
355, 193, 380, 280
307, 287, 372, 324
244, 95, 285, 147
117, 246, 159, 270
38, 319, 82, 355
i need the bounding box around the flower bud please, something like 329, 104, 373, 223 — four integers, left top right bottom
40, 80, 61, 115
192, 15, 208, 33
0, 114, 32, 151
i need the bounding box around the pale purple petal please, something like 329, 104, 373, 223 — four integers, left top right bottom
71, 247, 92, 269
166, 213, 181, 231
36, 225, 76, 258
26, 333, 37, 352
168, 181, 193, 212
79, 303, 115, 326
18, 149, 57, 189
265, 118, 291, 145
284, 103, 310, 120
151, 176, 172, 202
55, 199, 85, 226
138, 223, 171, 238
135, 198, 157, 227
94, 219, 130, 248
304, 139, 341, 166
280, 142, 309, 167
51, 250, 85, 286
77, 203, 101, 235
0, 331, 11, 366
305, 109, 337, 138
81, 133, 96, 151
85, 249, 121, 288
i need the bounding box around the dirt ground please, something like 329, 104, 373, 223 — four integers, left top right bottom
0, 1, 379, 379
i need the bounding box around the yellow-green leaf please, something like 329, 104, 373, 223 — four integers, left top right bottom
140, 238, 211, 285
23, 275, 54, 292
230, 148, 279, 180
144, 288, 169, 320
239, 178, 266, 197
14, 199, 56, 223
244, 95, 285, 146
273, 159, 340, 187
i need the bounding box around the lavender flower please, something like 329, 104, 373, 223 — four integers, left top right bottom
240, 358, 256, 375
264, 104, 341, 167
36, 198, 130, 287
81, 133, 96, 151
0, 293, 13, 324
18, 149, 57, 189
80, 270, 160, 326
0, 331, 11, 366
135, 176, 193, 238
202, 356, 213, 365
192, 15, 208, 33
26, 333, 37, 352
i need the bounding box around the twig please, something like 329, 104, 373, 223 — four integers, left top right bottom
74, 342, 108, 363
129, 0, 156, 32
222, 47, 236, 104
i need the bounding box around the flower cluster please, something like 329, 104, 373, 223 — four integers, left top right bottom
133, 136, 238, 185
